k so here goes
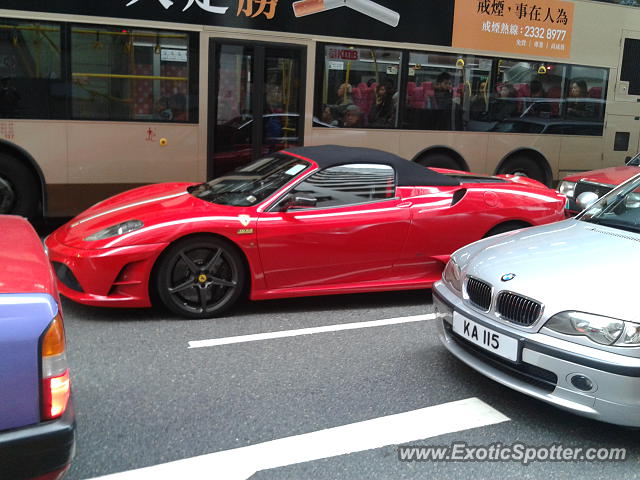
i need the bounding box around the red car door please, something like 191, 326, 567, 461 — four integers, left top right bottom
256, 163, 411, 291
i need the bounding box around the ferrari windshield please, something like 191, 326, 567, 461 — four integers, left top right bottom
579, 174, 640, 233
189, 155, 311, 206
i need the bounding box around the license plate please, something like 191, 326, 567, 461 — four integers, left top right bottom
452, 312, 519, 362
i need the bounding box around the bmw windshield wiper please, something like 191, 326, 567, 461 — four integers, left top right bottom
582, 217, 640, 234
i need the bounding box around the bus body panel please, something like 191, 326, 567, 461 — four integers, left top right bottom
66, 123, 201, 183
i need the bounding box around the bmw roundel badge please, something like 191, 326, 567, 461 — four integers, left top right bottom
501, 273, 516, 282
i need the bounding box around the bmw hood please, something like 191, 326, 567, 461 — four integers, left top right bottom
458, 219, 640, 323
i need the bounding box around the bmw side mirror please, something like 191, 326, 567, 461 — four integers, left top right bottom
576, 191, 599, 210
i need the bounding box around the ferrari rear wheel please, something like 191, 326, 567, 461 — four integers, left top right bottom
155, 236, 246, 319
483, 221, 531, 238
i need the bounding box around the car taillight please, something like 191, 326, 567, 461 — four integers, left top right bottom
41, 313, 70, 420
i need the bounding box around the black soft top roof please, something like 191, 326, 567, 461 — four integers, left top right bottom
280, 145, 460, 187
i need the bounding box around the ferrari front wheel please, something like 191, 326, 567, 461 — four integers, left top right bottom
155, 236, 246, 319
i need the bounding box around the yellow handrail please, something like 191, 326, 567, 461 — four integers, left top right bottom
72, 73, 187, 81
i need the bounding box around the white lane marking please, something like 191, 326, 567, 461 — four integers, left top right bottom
188, 313, 436, 349
90, 397, 509, 480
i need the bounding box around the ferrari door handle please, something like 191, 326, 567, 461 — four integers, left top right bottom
397, 201, 413, 208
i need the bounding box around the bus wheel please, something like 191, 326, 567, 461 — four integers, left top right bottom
0, 154, 39, 217
415, 153, 461, 170
497, 155, 547, 185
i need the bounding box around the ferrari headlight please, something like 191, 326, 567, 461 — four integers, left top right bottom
545, 311, 627, 346
443, 258, 462, 293
84, 220, 144, 241
557, 180, 576, 198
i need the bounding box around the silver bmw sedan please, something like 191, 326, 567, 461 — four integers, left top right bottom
434, 173, 640, 426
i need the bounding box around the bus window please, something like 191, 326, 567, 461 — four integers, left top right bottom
403, 51, 464, 131
317, 44, 402, 129
0, 19, 63, 119
70, 25, 192, 122
465, 56, 493, 124
621, 38, 640, 95
263, 50, 303, 153
565, 65, 607, 122
495, 59, 566, 122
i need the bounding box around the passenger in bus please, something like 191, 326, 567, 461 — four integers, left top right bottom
341, 104, 364, 128
0, 76, 20, 117
155, 96, 173, 121
428, 72, 463, 130
336, 83, 354, 107
428, 72, 453, 110
490, 83, 518, 121
321, 104, 340, 126
527, 80, 552, 117
530, 80, 545, 99
469, 80, 488, 120
368, 81, 395, 127
169, 93, 187, 121
566, 80, 595, 118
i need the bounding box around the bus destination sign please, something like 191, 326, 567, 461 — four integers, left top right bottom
452, 0, 575, 59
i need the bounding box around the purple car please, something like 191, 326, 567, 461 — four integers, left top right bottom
0, 216, 74, 480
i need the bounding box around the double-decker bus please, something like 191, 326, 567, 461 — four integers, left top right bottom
0, 0, 639, 218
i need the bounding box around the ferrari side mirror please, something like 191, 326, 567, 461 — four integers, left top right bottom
285, 194, 318, 210
282, 194, 318, 211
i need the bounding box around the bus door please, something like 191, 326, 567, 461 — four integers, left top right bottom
604, 31, 640, 166
208, 40, 306, 178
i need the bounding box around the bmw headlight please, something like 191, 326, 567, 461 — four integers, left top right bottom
557, 180, 576, 198
84, 220, 144, 241
544, 311, 635, 346
443, 258, 462, 293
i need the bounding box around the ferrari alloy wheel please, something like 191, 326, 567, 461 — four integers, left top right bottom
156, 236, 246, 319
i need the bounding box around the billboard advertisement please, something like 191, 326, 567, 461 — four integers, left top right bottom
0, 1, 455, 47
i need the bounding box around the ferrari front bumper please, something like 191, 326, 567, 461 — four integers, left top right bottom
44, 235, 168, 308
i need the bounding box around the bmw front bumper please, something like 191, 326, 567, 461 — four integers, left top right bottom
433, 280, 640, 427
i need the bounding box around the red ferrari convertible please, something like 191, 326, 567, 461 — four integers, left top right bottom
46, 146, 565, 318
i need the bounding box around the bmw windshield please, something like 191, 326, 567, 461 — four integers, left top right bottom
579, 174, 640, 233
189, 155, 311, 206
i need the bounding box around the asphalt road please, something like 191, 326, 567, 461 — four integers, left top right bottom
59, 289, 639, 480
